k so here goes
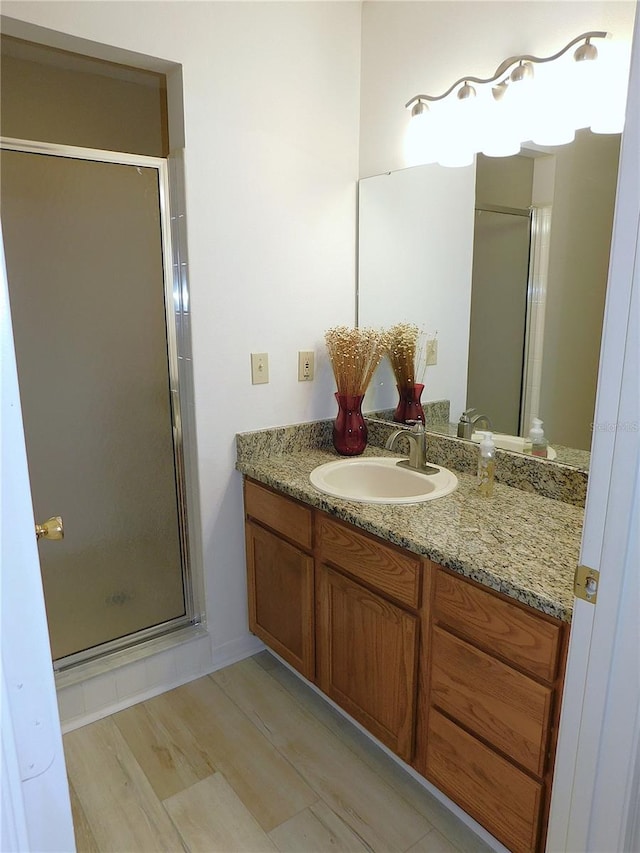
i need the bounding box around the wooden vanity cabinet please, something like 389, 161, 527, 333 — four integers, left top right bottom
244, 480, 315, 680
243, 478, 568, 852
417, 566, 568, 853
316, 515, 421, 762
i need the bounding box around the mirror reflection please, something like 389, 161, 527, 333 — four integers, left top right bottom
359, 128, 621, 469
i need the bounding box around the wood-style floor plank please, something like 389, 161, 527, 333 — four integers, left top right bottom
264, 653, 492, 853
63, 718, 185, 852
407, 828, 462, 853
65, 654, 493, 853
164, 772, 277, 852
113, 698, 215, 801
212, 658, 432, 852
140, 674, 317, 832
269, 800, 373, 852
68, 779, 100, 853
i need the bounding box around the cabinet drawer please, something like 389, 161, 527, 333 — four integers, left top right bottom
434, 570, 562, 682
431, 627, 553, 777
426, 709, 543, 853
317, 515, 421, 609
245, 479, 312, 550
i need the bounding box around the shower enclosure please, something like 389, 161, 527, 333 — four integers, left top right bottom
466, 204, 534, 436
1, 140, 197, 669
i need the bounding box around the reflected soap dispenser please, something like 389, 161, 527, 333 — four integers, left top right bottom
477, 432, 496, 497
529, 417, 548, 458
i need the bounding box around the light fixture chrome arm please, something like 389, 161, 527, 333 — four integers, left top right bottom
405, 30, 609, 109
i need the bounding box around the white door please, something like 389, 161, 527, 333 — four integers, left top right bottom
547, 9, 640, 851
1, 227, 75, 851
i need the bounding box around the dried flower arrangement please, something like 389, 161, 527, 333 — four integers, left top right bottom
386, 322, 427, 424
386, 322, 425, 388
324, 326, 388, 397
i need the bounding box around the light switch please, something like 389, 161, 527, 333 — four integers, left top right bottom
426, 339, 438, 366
251, 352, 269, 384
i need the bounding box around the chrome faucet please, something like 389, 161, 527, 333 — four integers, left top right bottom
385, 421, 438, 473
457, 408, 493, 439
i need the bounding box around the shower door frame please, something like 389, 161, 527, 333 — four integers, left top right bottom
471, 202, 552, 437
1, 136, 202, 671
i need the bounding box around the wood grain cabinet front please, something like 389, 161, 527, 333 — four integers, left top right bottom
243, 478, 568, 852
433, 569, 563, 683
316, 515, 421, 609
244, 481, 314, 680
426, 709, 543, 853
430, 626, 553, 778
420, 567, 568, 853
245, 479, 312, 550
316, 563, 419, 762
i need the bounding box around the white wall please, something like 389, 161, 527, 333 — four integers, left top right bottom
359, 0, 636, 178
2, 0, 362, 723
358, 163, 475, 418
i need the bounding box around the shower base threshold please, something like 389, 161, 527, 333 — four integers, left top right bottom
55, 622, 208, 690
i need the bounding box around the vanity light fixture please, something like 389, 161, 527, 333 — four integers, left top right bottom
404, 31, 625, 168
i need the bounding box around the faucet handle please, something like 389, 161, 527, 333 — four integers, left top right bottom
406, 420, 425, 433
460, 407, 476, 422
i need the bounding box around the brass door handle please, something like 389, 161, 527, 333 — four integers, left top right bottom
35, 516, 64, 541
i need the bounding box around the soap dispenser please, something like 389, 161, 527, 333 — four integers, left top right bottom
529, 417, 548, 458
477, 432, 496, 497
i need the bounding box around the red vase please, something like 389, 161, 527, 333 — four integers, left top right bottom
393, 383, 425, 424
332, 393, 367, 456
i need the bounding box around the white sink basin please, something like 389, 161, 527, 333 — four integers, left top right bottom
310, 457, 458, 504
471, 431, 557, 460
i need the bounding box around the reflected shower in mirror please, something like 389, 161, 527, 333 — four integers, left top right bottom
359, 129, 621, 468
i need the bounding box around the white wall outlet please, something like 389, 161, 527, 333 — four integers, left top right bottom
298, 350, 314, 381
426, 338, 438, 366
251, 352, 269, 384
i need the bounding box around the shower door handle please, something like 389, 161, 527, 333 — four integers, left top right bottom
35, 516, 64, 542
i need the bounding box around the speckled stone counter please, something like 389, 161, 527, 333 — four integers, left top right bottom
421, 421, 591, 473
236, 429, 582, 623
365, 419, 588, 507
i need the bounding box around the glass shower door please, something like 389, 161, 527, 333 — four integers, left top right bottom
467, 206, 532, 436
2, 147, 189, 664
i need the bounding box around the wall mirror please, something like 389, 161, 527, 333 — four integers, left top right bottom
358, 128, 621, 471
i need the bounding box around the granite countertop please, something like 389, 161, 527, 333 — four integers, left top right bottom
237, 444, 583, 623
420, 422, 591, 472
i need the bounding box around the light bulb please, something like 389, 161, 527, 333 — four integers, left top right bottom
436, 97, 477, 167
404, 104, 440, 166
571, 50, 600, 129
529, 60, 576, 146
574, 39, 598, 63
481, 96, 523, 157
590, 40, 629, 134
510, 61, 534, 84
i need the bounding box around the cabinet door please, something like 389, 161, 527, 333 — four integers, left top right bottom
317, 564, 419, 761
246, 520, 314, 679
